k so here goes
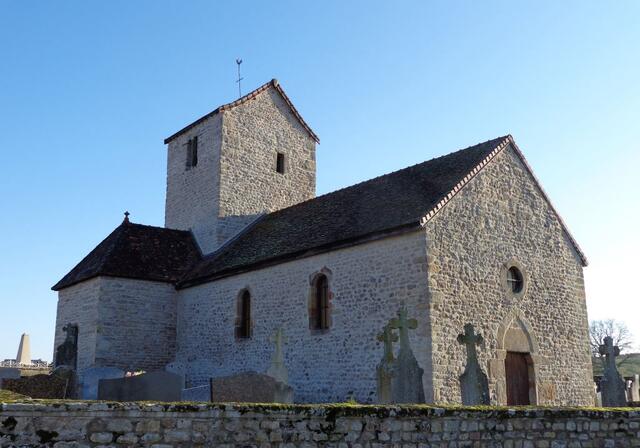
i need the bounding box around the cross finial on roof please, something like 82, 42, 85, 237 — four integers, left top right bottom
235, 58, 244, 98
123, 211, 130, 223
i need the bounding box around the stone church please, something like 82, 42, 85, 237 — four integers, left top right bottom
53, 79, 594, 405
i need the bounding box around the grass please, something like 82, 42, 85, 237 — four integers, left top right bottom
592, 352, 640, 377
0, 390, 28, 401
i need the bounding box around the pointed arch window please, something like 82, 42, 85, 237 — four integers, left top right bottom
310, 274, 330, 331
235, 290, 252, 339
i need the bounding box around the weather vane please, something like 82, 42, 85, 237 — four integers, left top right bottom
236, 58, 243, 98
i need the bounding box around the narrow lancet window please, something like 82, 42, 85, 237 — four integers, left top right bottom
313, 274, 330, 330
186, 136, 198, 169
236, 290, 252, 339
276, 152, 285, 174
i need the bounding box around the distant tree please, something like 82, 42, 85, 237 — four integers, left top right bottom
589, 319, 635, 368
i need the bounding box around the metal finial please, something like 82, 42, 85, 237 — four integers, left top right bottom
124, 211, 130, 223
236, 58, 244, 98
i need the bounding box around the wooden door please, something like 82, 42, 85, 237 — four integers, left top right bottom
505, 352, 530, 405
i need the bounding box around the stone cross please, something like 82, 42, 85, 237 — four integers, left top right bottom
377, 323, 398, 363
457, 323, 483, 366
598, 336, 627, 407
387, 306, 425, 403
270, 327, 287, 364
599, 336, 620, 360
457, 323, 489, 405
266, 327, 288, 384
389, 307, 418, 356
376, 323, 397, 404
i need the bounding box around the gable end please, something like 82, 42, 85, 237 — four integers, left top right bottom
419, 135, 587, 266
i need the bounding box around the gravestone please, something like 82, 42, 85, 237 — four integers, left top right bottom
266, 327, 288, 384
376, 323, 397, 404
210, 372, 293, 403
182, 384, 211, 402
54, 324, 78, 370
389, 307, 425, 403
598, 336, 627, 407
98, 371, 184, 402
80, 367, 124, 400
632, 374, 640, 403
457, 323, 490, 405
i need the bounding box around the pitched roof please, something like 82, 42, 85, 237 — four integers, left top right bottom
52, 221, 201, 291
164, 79, 319, 144
180, 136, 554, 288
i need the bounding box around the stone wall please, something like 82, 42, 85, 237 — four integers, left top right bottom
54, 278, 101, 371
94, 278, 177, 372
54, 277, 177, 376
424, 144, 593, 406
218, 86, 316, 246
1, 402, 639, 447
164, 85, 317, 255
172, 231, 431, 403
164, 113, 223, 254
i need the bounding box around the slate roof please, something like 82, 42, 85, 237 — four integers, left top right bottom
52, 221, 201, 291
178, 136, 516, 288
54, 134, 588, 291
164, 79, 320, 144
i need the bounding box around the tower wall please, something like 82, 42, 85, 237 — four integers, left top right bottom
164, 85, 317, 255
217, 87, 316, 245
164, 114, 223, 254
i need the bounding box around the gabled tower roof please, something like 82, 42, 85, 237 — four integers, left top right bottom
164, 79, 320, 144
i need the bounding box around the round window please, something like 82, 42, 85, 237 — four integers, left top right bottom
506, 266, 524, 293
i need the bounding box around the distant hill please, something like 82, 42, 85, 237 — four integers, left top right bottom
592, 352, 640, 377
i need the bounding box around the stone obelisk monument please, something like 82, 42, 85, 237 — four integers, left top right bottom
16, 333, 31, 365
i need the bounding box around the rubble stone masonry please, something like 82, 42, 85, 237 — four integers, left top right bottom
425, 145, 593, 405
1, 402, 639, 447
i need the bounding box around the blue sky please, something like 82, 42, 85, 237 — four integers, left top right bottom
1, 1, 638, 360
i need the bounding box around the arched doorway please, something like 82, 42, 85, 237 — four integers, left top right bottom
491, 311, 541, 405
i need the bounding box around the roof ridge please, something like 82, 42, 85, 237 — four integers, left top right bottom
259, 135, 511, 222
164, 79, 319, 144
126, 221, 193, 235
419, 135, 511, 224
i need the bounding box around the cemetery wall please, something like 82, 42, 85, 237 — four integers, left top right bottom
424, 144, 594, 405
172, 230, 432, 403
1, 402, 640, 447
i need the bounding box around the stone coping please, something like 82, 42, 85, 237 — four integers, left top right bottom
1, 400, 639, 418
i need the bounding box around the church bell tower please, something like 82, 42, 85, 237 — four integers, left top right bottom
163, 79, 319, 255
